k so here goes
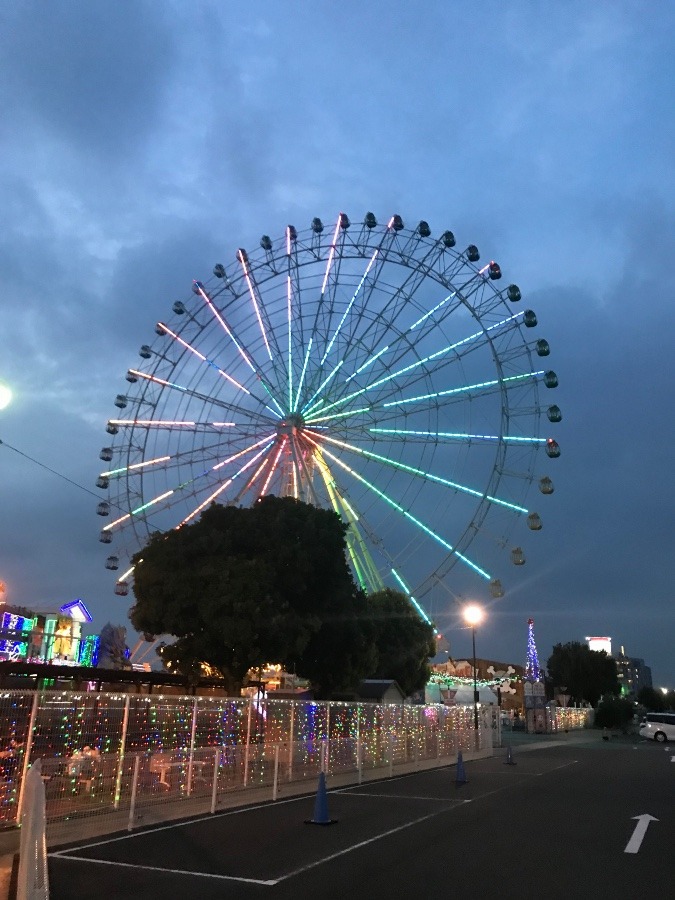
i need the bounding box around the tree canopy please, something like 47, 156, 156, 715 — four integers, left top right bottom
366, 588, 436, 696
129, 496, 375, 696
546, 641, 619, 706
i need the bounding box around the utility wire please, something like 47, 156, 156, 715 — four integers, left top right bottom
0, 437, 102, 499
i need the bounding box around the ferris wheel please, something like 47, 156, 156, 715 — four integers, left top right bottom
96, 212, 560, 624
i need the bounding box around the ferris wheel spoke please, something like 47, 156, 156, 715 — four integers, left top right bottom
389, 568, 435, 628
369, 427, 545, 450
155, 321, 278, 411
213, 442, 279, 509
125, 368, 281, 424
313, 216, 403, 375
107, 419, 238, 433
191, 280, 286, 415
237, 248, 289, 398
337, 245, 485, 390
303, 214, 351, 378
285, 227, 303, 412
103, 432, 277, 533
380, 370, 546, 411
305, 308, 527, 421
305, 428, 529, 514
104, 433, 274, 482
312, 449, 384, 593
258, 438, 287, 498
177, 439, 276, 527
303, 434, 493, 582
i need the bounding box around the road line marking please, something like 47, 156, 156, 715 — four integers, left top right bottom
275, 809, 450, 883
337, 791, 468, 802
624, 815, 658, 854
49, 794, 310, 856
48, 853, 278, 885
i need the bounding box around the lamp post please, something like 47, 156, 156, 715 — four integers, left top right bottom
463, 604, 484, 733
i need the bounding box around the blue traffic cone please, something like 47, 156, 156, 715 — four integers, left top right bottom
504, 745, 517, 766
305, 771, 337, 825
455, 750, 468, 786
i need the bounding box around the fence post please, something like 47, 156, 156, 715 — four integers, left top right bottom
114, 695, 130, 810
287, 701, 295, 782
16, 690, 40, 826
357, 737, 362, 785
388, 731, 394, 777
210, 746, 219, 814
325, 702, 331, 775
17, 758, 49, 900
272, 744, 280, 801
187, 696, 198, 796
127, 753, 141, 832
243, 699, 253, 787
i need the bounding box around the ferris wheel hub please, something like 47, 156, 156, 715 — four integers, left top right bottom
277, 413, 305, 436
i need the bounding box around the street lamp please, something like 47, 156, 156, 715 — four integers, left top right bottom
0, 384, 11, 411
463, 604, 484, 732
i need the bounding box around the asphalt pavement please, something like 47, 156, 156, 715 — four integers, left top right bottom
41, 731, 673, 900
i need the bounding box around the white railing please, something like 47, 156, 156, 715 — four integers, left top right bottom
0, 690, 493, 839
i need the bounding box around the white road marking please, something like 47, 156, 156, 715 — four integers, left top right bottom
49, 853, 278, 885
275, 809, 451, 883
338, 790, 468, 802
624, 814, 658, 854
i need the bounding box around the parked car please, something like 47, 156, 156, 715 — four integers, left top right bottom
639, 712, 675, 743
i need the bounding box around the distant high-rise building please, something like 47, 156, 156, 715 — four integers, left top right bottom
615, 645, 653, 696
586, 635, 612, 656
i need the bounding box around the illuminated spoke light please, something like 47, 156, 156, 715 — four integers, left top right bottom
157, 322, 251, 395
304, 434, 492, 580
301, 360, 344, 414
305, 429, 528, 514
237, 250, 273, 361
293, 337, 312, 412
390, 568, 434, 629
371, 427, 545, 446
260, 439, 287, 496
321, 249, 379, 365
382, 372, 544, 409
178, 440, 275, 526
100, 455, 171, 478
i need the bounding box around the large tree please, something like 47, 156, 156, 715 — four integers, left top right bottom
365, 588, 436, 697
546, 641, 619, 706
129, 496, 371, 694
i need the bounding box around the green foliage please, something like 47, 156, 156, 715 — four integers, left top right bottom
287, 593, 378, 699
546, 641, 619, 707
594, 694, 635, 729
365, 588, 436, 697
129, 496, 368, 693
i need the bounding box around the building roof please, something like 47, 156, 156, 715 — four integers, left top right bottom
358, 679, 405, 701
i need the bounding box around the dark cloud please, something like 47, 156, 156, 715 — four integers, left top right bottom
1, 3, 673, 685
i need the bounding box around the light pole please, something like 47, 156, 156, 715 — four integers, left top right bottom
463, 604, 484, 733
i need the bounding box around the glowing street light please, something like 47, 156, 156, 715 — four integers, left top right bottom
463, 604, 485, 732
0, 384, 11, 410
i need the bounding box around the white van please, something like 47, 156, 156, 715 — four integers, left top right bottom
639, 712, 675, 743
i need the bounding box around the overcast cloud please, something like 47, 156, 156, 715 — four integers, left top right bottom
1, 1, 673, 686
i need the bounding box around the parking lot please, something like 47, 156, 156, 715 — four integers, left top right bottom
43, 734, 673, 900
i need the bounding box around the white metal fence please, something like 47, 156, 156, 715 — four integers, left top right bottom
0, 690, 494, 839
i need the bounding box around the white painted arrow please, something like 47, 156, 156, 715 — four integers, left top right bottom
624, 814, 658, 853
